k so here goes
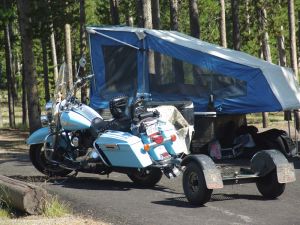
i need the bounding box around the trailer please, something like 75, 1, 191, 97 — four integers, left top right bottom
86, 26, 298, 199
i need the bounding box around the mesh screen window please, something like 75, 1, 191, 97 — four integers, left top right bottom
102, 46, 137, 96
148, 51, 247, 99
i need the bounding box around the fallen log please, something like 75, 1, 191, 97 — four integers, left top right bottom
0, 175, 49, 215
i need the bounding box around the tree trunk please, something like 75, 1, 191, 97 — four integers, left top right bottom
298, 11, 300, 69
170, 0, 184, 84
245, 0, 251, 35
128, 17, 134, 26
288, 0, 298, 78
151, 0, 160, 29
80, 0, 88, 104
50, 31, 59, 83
151, 0, 161, 81
110, 0, 120, 25
17, 0, 41, 134
4, 22, 15, 128
219, 0, 227, 47
257, 2, 271, 128
170, 0, 179, 31
65, 24, 73, 93
142, 0, 152, 28
136, 0, 143, 27
21, 63, 27, 126
231, 0, 240, 50
9, 23, 17, 102
41, 37, 50, 102
261, 9, 272, 63
277, 26, 287, 67
189, 0, 200, 39
0, 175, 48, 215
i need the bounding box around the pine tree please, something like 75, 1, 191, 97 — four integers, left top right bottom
17, 0, 42, 133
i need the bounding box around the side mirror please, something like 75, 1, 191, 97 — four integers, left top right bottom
79, 57, 86, 68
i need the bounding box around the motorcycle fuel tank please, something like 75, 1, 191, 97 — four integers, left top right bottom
60, 110, 92, 130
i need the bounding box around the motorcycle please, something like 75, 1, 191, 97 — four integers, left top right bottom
27, 59, 224, 206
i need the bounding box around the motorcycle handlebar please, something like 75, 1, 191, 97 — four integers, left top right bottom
66, 74, 94, 104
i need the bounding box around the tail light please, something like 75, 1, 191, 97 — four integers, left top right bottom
151, 135, 164, 144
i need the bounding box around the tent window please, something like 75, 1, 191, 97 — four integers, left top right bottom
101, 46, 137, 96
149, 51, 247, 99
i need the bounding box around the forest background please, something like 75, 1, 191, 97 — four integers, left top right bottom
0, 0, 299, 133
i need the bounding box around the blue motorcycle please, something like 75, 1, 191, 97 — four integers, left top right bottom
27, 61, 224, 205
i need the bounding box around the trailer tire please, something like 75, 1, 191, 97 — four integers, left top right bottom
127, 168, 162, 187
256, 169, 285, 199
183, 162, 212, 206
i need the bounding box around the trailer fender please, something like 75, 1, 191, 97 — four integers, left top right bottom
181, 154, 223, 189
250, 149, 296, 183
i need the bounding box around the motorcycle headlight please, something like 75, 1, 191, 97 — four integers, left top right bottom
45, 101, 53, 122
40, 115, 49, 126
45, 101, 52, 114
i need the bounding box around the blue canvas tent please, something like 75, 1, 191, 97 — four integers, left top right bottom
87, 26, 300, 114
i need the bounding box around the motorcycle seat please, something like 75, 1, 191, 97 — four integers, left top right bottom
90, 117, 110, 137
90, 117, 132, 137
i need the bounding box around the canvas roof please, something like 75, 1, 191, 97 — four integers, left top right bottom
87, 26, 300, 113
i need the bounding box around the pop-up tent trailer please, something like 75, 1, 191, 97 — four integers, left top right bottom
87, 26, 300, 114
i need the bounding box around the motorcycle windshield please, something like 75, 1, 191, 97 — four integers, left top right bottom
51, 63, 68, 117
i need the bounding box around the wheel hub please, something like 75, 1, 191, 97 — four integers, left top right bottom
189, 172, 199, 192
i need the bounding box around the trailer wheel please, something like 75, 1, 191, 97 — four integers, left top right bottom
127, 168, 162, 187
256, 169, 285, 199
183, 162, 212, 206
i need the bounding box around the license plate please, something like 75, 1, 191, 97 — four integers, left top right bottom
277, 163, 296, 183
146, 123, 158, 136
153, 145, 171, 160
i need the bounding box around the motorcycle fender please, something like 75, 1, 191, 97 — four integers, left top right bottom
251, 149, 296, 183
26, 127, 50, 145
181, 154, 223, 189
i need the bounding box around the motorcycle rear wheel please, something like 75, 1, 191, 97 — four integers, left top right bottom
127, 168, 162, 187
29, 144, 73, 177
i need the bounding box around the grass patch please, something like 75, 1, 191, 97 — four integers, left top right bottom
247, 112, 285, 126
0, 208, 10, 219
43, 196, 71, 218
0, 199, 13, 219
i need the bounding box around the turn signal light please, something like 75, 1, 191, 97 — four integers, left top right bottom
144, 144, 150, 151
171, 134, 177, 142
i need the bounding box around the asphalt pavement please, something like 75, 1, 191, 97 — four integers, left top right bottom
0, 148, 299, 225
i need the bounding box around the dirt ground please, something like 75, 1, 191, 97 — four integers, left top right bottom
0, 215, 109, 225
0, 129, 109, 225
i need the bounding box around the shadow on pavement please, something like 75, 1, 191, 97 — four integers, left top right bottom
152, 193, 266, 208
8, 174, 180, 195
55, 176, 180, 194
211, 193, 265, 202
151, 196, 200, 208
0, 152, 29, 164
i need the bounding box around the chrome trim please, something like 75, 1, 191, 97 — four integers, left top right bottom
93, 141, 110, 167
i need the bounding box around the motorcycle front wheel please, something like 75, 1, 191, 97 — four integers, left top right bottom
29, 144, 73, 177
127, 167, 162, 187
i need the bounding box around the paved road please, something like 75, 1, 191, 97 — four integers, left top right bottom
1, 145, 300, 225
